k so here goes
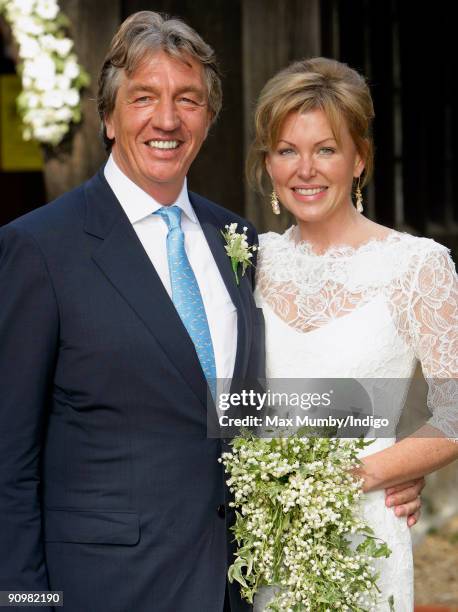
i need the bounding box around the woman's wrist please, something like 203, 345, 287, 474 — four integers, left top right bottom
352, 456, 385, 493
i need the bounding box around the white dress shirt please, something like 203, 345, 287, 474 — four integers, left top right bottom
104, 154, 237, 381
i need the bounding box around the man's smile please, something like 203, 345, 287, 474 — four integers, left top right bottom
145, 139, 180, 150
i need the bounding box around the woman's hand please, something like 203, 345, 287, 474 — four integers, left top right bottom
384, 477, 425, 527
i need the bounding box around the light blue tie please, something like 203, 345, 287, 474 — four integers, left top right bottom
155, 206, 216, 393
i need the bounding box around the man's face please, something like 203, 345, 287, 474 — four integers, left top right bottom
105, 50, 211, 204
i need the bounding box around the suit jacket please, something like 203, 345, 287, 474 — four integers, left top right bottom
0, 168, 265, 612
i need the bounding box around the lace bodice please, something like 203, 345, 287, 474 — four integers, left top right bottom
255, 227, 458, 441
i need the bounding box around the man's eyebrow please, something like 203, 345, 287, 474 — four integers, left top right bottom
126, 84, 156, 95
126, 83, 206, 98
175, 85, 206, 96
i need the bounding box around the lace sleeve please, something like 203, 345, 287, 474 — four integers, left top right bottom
408, 245, 458, 440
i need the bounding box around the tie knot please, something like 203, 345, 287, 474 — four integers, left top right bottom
155, 205, 182, 231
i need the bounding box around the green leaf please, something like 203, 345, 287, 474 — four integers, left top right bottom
72, 108, 82, 123
374, 542, 392, 558
228, 557, 248, 588
359, 525, 375, 536
55, 13, 70, 28
75, 69, 91, 88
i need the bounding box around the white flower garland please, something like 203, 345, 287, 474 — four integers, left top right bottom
0, 0, 90, 145
221, 432, 393, 611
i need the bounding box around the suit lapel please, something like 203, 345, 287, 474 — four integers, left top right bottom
190, 193, 250, 383
84, 170, 207, 405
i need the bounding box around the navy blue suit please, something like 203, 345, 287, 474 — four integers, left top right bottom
0, 169, 265, 611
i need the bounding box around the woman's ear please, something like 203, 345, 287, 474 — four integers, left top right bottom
354, 158, 365, 179
354, 140, 368, 178
265, 154, 273, 181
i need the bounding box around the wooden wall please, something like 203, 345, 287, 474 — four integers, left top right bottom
321, 0, 458, 255
1, 0, 457, 253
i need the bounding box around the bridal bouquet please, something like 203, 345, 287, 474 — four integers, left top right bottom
220, 431, 392, 611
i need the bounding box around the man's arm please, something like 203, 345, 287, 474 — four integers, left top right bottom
0, 224, 59, 594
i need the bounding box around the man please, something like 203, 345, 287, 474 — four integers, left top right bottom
0, 11, 422, 612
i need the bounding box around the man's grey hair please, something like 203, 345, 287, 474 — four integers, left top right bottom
97, 11, 222, 151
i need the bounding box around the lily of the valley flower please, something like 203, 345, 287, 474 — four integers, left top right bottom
0, 0, 90, 146
221, 223, 258, 285
220, 432, 392, 610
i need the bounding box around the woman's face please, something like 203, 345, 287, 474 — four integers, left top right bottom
265, 109, 364, 226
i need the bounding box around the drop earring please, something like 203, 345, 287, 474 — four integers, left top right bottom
270, 190, 281, 215
355, 176, 363, 213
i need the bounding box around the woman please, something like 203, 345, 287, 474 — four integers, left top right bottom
248, 57, 458, 610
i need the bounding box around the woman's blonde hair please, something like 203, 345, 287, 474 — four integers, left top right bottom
247, 57, 375, 194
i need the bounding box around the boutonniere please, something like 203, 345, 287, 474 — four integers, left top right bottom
221, 223, 258, 285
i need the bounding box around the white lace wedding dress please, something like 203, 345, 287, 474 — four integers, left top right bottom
253, 227, 458, 611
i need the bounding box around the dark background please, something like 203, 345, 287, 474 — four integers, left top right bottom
1, 0, 457, 256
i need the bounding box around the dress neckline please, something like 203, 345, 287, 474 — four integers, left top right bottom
282, 225, 401, 258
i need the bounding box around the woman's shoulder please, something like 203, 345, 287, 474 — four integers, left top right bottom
352, 219, 449, 259
258, 227, 296, 257
390, 231, 453, 268
375, 231, 456, 296
392, 230, 448, 252
259, 226, 294, 245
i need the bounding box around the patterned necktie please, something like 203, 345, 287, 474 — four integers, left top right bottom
155, 206, 216, 393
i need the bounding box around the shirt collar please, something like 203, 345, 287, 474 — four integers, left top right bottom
104, 154, 198, 225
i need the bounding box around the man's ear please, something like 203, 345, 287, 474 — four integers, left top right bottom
105, 114, 115, 141
204, 111, 213, 138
